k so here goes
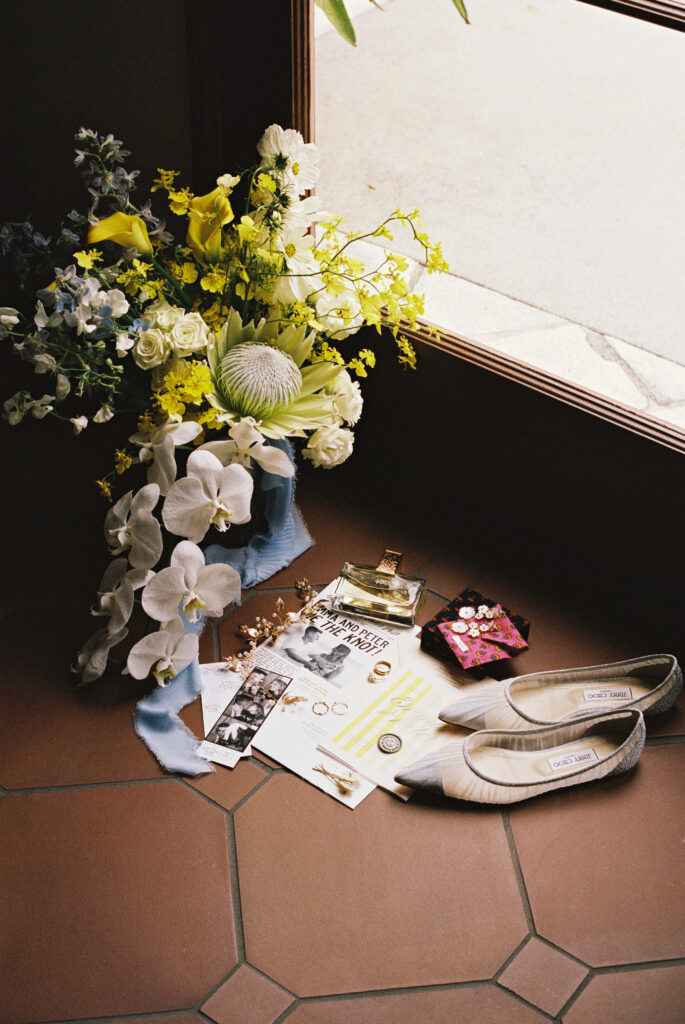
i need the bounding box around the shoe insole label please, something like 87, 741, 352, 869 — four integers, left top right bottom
548, 748, 598, 771
583, 686, 633, 702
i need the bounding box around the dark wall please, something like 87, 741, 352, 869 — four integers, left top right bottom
0, 1, 300, 601
311, 331, 685, 655
0, 1, 193, 230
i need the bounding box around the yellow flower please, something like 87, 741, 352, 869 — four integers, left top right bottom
179, 262, 198, 284
155, 390, 186, 420
200, 301, 224, 332
186, 187, 234, 263
256, 172, 277, 194
137, 411, 156, 434
151, 168, 180, 192
73, 248, 102, 269
182, 364, 212, 403
236, 215, 259, 245
88, 212, 153, 257
310, 339, 344, 365
397, 337, 417, 370
358, 348, 376, 368
168, 187, 194, 216
96, 478, 113, 501
200, 267, 227, 294
114, 449, 132, 475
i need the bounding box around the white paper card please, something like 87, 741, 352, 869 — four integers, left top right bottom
253, 673, 375, 808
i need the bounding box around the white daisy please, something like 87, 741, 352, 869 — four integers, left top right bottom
257, 124, 320, 195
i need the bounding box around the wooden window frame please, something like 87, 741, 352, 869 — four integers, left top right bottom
577, 1, 685, 32
201, 0, 685, 454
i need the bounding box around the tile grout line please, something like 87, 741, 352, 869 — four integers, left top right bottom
593, 955, 685, 974
493, 982, 558, 1022
40, 955, 685, 1024
41, 1010, 197, 1023
491, 934, 533, 982
178, 778, 239, 815
645, 733, 685, 746
1, 776, 174, 797
500, 809, 537, 933
224, 812, 247, 963
553, 966, 596, 1021
530, 934, 592, 973
275, 977, 553, 1019
194, 960, 242, 1015
277, 978, 497, 1017
230, 767, 279, 812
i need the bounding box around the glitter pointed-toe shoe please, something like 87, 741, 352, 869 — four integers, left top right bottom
395, 708, 646, 804
438, 654, 681, 731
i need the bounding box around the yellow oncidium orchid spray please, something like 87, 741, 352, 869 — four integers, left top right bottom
88, 212, 153, 256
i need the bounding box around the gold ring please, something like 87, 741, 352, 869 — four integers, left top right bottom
368, 659, 392, 683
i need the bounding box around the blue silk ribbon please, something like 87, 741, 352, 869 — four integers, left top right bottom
133, 442, 312, 775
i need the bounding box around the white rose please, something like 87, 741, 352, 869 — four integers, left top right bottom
133, 328, 171, 370
302, 425, 354, 469
330, 370, 363, 426
145, 299, 185, 331
169, 312, 210, 357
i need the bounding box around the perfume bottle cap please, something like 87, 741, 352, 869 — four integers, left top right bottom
375, 550, 403, 577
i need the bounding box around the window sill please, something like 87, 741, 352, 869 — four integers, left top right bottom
351, 238, 685, 454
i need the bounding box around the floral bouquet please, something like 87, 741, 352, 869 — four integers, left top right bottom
1, 125, 446, 699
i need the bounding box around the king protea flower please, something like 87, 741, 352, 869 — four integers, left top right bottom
206, 308, 341, 439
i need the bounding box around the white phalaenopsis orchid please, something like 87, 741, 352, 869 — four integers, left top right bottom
92, 558, 153, 633
199, 418, 294, 477
104, 483, 163, 569
55, 373, 71, 400
2, 392, 54, 424
127, 616, 199, 686
93, 404, 114, 423
129, 420, 203, 495
32, 352, 57, 374
141, 540, 241, 624
34, 300, 63, 330
162, 450, 253, 543
75, 625, 129, 685
70, 415, 88, 434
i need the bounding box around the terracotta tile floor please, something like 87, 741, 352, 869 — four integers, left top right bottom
1, 477, 684, 1024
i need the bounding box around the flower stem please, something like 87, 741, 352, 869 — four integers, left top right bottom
146, 255, 192, 307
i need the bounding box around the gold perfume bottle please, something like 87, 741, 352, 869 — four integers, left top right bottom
331, 550, 426, 626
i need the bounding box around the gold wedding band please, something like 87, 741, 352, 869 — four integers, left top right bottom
368, 659, 392, 683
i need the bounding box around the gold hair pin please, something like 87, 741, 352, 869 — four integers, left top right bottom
313, 763, 359, 795
280, 693, 309, 707
224, 578, 321, 677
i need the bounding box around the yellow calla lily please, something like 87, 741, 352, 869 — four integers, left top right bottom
87, 212, 153, 256
186, 187, 234, 264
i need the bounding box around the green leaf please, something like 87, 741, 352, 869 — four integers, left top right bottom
315, 0, 357, 45
449, 0, 470, 24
